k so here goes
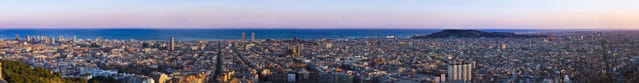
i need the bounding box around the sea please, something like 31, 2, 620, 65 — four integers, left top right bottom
0, 29, 556, 41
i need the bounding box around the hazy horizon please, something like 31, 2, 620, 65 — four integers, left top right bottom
0, 27, 637, 30
1, 0, 638, 30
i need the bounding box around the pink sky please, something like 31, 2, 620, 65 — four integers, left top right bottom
0, 0, 638, 29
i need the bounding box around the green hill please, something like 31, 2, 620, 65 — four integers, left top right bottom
1, 60, 64, 83
0, 60, 94, 83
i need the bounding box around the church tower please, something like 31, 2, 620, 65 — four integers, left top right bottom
171, 34, 175, 51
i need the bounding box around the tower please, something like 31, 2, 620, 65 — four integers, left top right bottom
289, 44, 300, 57
242, 32, 246, 42
73, 35, 77, 42
14, 34, 19, 41
51, 36, 56, 44
171, 34, 175, 51
58, 35, 64, 42
294, 36, 300, 56
26, 35, 30, 42
44, 36, 49, 43
96, 36, 101, 44
251, 32, 255, 42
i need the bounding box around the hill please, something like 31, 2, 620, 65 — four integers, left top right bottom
1, 60, 64, 83
410, 29, 546, 38
0, 60, 88, 83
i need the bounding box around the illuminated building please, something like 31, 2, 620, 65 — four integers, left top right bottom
501, 43, 507, 50
290, 46, 300, 56
151, 72, 169, 83
448, 63, 472, 83
173, 73, 207, 83
171, 34, 175, 51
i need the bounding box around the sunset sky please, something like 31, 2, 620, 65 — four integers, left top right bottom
0, 0, 638, 29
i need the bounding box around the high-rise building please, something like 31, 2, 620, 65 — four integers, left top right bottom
448, 63, 472, 83
242, 32, 246, 42
26, 36, 30, 42
51, 36, 56, 44
73, 35, 77, 42
171, 34, 175, 51
97, 36, 102, 44
44, 36, 49, 43
15, 34, 19, 41
251, 32, 255, 42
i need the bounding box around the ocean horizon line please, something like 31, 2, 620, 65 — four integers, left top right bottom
0, 28, 637, 31
0, 28, 636, 41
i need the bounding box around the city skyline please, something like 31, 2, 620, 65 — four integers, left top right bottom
2, 1, 639, 82
0, 0, 638, 29
1, 29, 637, 82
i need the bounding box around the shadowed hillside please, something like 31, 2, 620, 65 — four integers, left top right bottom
1, 60, 88, 83
411, 29, 547, 38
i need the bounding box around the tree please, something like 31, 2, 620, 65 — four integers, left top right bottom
0, 60, 63, 83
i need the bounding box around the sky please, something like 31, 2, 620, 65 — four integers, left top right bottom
0, 0, 638, 29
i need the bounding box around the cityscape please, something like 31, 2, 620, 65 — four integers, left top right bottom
0, 29, 637, 83
1, 0, 639, 83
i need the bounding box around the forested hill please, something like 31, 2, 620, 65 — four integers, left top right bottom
1, 60, 64, 83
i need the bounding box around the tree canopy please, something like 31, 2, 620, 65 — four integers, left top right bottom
1, 60, 68, 83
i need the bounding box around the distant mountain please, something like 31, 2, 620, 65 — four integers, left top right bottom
411, 29, 546, 38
